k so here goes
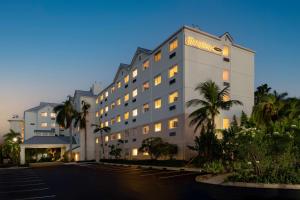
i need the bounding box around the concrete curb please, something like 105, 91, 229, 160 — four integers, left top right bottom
98, 162, 202, 172
29, 161, 64, 168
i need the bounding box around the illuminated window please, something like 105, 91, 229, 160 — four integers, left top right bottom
143, 60, 150, 70
50, 113, 56, 118
223, 118, 230, 129
143, 103, 150, 113
117, 81, 121, 88
168, 118, 178, 129
143, 125, 150, 134
124, 112, 129, 120
124, 93, 129, 102
132, 68, 138, 78
101, 122, 104, 128
117, 133, 121, 139
124, 75, 129, 84
154, 123, 162, 132
111, 86, 115, 93
41, 112, 47, 117
132, 108, 138, 117
132, 148, 138, 156
41, 122, 48, 128
105, 106, 109, 113
154, 51, 161, 62
222, 69, 230, 81
111, 102, 115, 110
96, 138, 99, 144
169, 65, 178, 78
105, 136, 109, 142
116, 115, 121, 123
105, 91, 109, 98
169, 39, 178, 52
154, 98, 162, 109
111, 118, 115, 125
143, 81, 150, 91
143, 152, 149, 156
223, 46, 230, 57
96, 112, 99, 117
223, 94, 230, 102
117, 98, 121, 105
96, 98, 99, 104
154, 75, 162, 86
169, 91, 178, 104
100, 94, 104, 101
105, 121, 109, 127
51, 122, 56, 128
100, 109, 104, 115
132, 88, 138, 97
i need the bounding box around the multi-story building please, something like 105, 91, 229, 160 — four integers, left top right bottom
94, 25, 254, 160
8, 115, 24, 140
24, 102, 66, 140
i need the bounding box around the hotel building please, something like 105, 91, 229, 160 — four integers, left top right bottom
95, 26, 255, 160
94, 26, 254, 160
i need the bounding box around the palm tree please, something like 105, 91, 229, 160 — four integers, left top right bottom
92, 124, 111, 159
2, 129, 22, 164
74, 100, 91, 161
254, 84, 272, 105
186, 80, 243, 133
54, 96, 77, 161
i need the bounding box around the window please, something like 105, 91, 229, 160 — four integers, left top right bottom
111, 118, 115, 125
116, 115, 121, 123
124, 93, 129, 102
223, 46, 230, 57
168, 118, 178, 129
222, 69, 230, 81
111, 134, 117, 140
143, 103, 150, 113
169, 39, 178, 52
169, 91, 179, 104
132, 148, 138, 156
105, 136, 109, 142
124, 112, 129, 120
100, 109, 104, 115
117, 81, 121, 88
124, 75, 129, 84
51, 122, 56, 128
105, 106, 109, 113
96, 112, 99, 117
96, 138, 99, 144
100, 94, 104, 101
116, 133, 121, 140
154, 123, 162, 132
132, 88, 138, 98
96, 98, 99, 104
154, 75, 162, 86
142, 81, 150, 91
143, 125, 150, 134
105, 91, 109, 98
143, 60, 149, 70
223, 118, 230, 129
50, 113, 56, 118
105, 121, 109, 127
154, 51, 161, 62
169, 65, 178, 78
132, 68, 138, 78
154, 98, 162, 109
117, 98, 121, 105
41, 122, 48, 128
100, 122, 104, 128
41, 112, 47, 117
111, 86, 115, 93
132, 108, 138, 117
111, 102, 115, 110
223, 94, 230, 102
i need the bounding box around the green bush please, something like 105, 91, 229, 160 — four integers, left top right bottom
203, 160, 225, 174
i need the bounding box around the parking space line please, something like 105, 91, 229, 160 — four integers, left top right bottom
0, 179, 43, 184
15, 195, 57, 200
0, 187, 49, 194
0, 176, 40, 181
159, 172, 198, 179
0, 182, 46, 189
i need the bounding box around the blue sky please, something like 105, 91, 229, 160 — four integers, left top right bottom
0, 0, 300, 135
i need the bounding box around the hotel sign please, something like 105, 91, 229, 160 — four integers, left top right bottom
185, 36, 222, 55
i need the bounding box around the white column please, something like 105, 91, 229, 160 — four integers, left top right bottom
20, 146, 25, 165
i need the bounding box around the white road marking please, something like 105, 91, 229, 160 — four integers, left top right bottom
15, 195, 56, 200
159, 172, 198, 179
0, 182, 46, 188
0, 187, 49, 194
0, 179, 43, 184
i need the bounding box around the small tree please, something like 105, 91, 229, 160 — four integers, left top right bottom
139, 137, 164, 160
162, 143, 178, 160
108, 144, 122, 159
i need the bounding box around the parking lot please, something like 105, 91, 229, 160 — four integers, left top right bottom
0, 163, 212, 200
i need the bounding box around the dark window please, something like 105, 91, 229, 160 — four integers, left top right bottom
125, 140, 128, 143
105, 98, 107, 102
100, 101, 103, 104
132, 98, 136, 103
132, 79, 137, 83
169, 52, 176, 59
125, 84, 128, 88
132, 118, 136, 122
100, 115, 103, 119
169, 105, 176, 111
104, 113, 107, 117
132, 138, 136, 142
125, 103, 128, 107
223, 82, 230, 87
169, 132, 176, 136
223, 57, 230, 62
125, 121, 128, 125
169, 79, 176, 85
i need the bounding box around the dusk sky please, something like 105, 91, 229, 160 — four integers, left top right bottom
0, 0, 300, 136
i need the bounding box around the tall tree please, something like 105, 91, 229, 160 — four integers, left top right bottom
54, 96, 77, 161
2, 129, 22, 164
92, 124, 111, 160
254, 84, 272, 105
186, 80, 242, 133
74, 100, 91, 161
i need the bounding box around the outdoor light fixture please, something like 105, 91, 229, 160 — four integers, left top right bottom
13, 137, 18, 142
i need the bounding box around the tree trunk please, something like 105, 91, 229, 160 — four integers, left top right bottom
69, 126, 73, 162
84, 126, 87, 161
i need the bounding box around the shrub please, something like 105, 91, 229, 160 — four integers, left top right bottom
203, 160, 225, 174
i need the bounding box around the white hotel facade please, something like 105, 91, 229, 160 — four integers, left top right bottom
94, 26, 255, 160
